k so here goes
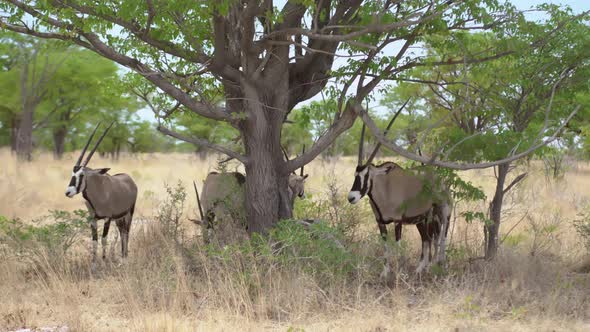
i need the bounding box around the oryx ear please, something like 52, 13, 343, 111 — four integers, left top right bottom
96, 168, 110, 174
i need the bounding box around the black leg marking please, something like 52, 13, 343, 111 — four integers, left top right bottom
102, 219, 111, 259
415, 222, 428, 260
378, 223, 388, 240
395, 223, 402, 242
116, 219, 128, 258
91, 220, 98, 242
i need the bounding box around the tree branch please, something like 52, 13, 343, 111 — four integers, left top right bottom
284, 102, 358, 174
503, 172, 527, 195
157, 125, 248, 164
356, 105, 581, 170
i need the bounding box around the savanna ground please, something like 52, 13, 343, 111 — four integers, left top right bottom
1, 148, 590, 331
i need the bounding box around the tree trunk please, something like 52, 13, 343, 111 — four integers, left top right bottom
10, 116, 19, 153
16, 61, 35, 162
15, 103, 34, 161
485, 162, 510, 259
239, 84, 293, 234
52, 125, 67, 159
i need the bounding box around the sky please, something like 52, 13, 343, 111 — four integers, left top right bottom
136, 0, 590, 122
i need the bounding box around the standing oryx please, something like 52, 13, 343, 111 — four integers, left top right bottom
65, 123, 138, 264
196, 148, 308, 244
348, 121, 452, 273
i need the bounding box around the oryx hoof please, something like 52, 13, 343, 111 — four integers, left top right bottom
415, 260, 429, 274
380, 264, 392, 281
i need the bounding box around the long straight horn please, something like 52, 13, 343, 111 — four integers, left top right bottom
194, 181, 204, 221
358, 123, 366, 166
281, 146, 290, 162
83, 121, 114, 166
300, 145, 305, 176
76, 123, 101, 166
366, 98, 410, 165
282, 146, 297, 175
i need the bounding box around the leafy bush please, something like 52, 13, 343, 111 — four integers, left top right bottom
293, 171, 369, 240
206, 220, 369, 286
574, 207, 590, 253
0, 210, 88, 263
157, 180, 188, 243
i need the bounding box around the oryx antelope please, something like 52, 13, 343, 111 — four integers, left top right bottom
196, 149, 308, 244
65, 123, 138, 263
348, 122, 452, 273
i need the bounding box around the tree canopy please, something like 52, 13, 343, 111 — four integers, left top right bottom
1, 0, 587, 231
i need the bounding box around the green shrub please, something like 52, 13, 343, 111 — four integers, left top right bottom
157, 180, 188, 243
573, 207, 590, 253
0, 210, 88, 263
293, 173, 370, 240
206, 220, 365, 286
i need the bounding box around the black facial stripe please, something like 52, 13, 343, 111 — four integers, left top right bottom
76, 174, 84, 192
68, 176, 76, 187
351, 175, 362, 191
360, 172, 370, 196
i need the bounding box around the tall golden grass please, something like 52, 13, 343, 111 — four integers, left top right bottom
1, 148, 589, 331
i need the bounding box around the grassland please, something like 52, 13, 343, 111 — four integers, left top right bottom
1, 148, 589, 331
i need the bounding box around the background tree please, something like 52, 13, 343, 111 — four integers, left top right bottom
0, 33, 68, 161
387, 8, 590, 258
0, 33, 141, 159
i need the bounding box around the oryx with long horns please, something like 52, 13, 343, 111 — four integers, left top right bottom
347, 104, 452, 273
65, 123, 138, 264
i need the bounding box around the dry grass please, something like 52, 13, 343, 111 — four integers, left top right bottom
1, 148, 590, 331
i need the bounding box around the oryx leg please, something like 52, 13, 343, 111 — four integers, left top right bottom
435, 204, 451, 264
377, 222, 393, 280
394, 223, 402, 245
125, 205, 134, 257
84, 202, 99, 264
102, 218, 111, 259
378, 223, 388, 240
415, 222, 431, 274
116, 218, 129, 258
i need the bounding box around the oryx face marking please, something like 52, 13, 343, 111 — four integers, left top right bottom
289, 174, 308, 199
348, 165, 370, 204
65, 166, 85, 197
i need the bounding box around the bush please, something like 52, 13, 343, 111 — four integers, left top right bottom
157, 180, 188, 243
573, 207, 590, 253
205, 220, 373, 287
0, 210, 88, 264
293, 171, 369, 240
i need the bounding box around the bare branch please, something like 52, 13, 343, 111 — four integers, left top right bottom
157, 125, 248, 164
356, 105, 581, 170
503, 172, 527, 195
285, 102, 358, 174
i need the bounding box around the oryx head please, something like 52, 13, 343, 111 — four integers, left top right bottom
348, 124, 378, 204
348, 101, 408, 204
283, 145, 309, 199
65, 122, 113, 198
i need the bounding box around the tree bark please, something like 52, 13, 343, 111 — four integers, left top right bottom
16, 61, 35, 162
485, 162, 510, 259
15, 102, 34, 161
52, 125, 67, 159
238, 77, 294, 233
10, 116, 19, 152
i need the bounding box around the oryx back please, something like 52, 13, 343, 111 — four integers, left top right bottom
370, 163, 438, 222
200, 172, 247, 244
84, 173, 138, 219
